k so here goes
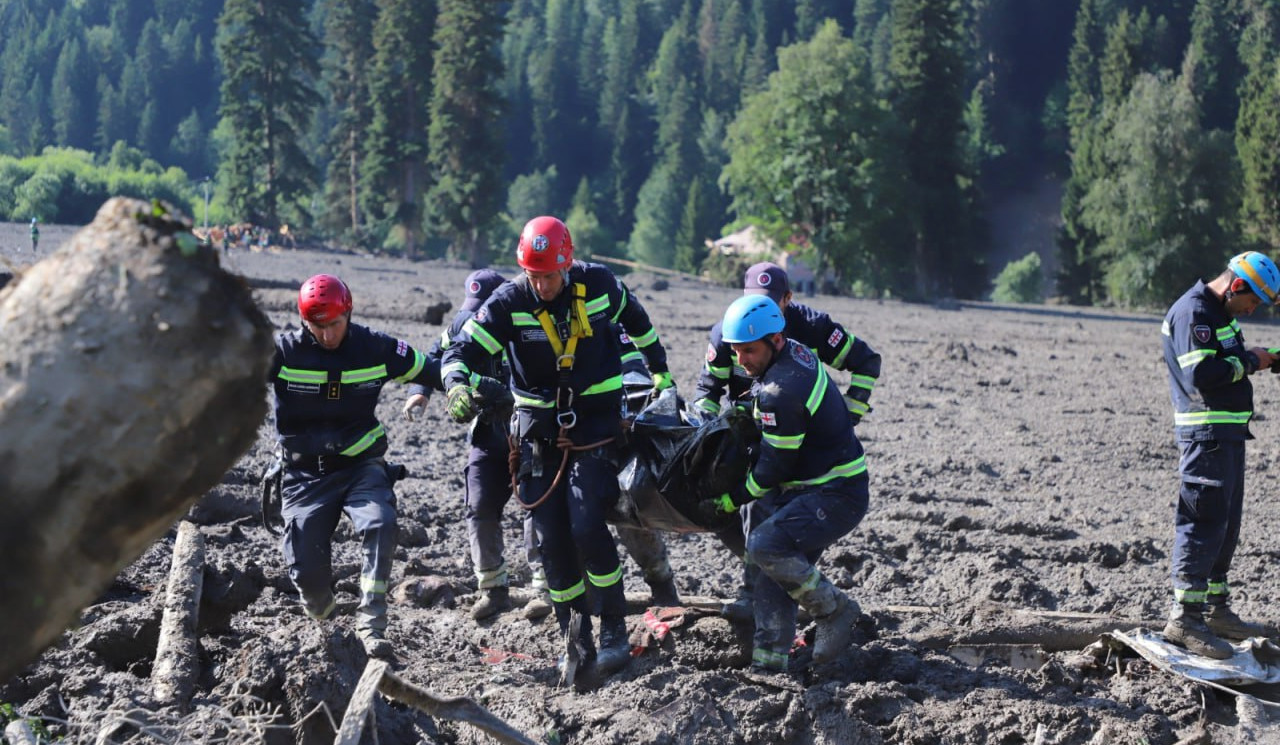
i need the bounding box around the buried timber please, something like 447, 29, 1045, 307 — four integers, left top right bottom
2, 230, 1279, 743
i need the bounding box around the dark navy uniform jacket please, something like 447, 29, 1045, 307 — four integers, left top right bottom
1162, 280, 1259, 442
746, 338, 867, 501
442, 262, 668, 443
271, 322, 441, 458
695, 301, 881, 417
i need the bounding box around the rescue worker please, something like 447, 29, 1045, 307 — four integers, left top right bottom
700, 294, 867, 673
693, 262, 881, 621
1160, 251, 1280, 658
29, 217, 39, 252
690, 261, 881, 425
270, 274, 441, 658
441, 216, 674, 678
404, 273, 682, 621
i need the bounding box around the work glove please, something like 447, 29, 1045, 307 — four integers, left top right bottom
843, 384, 871, 427
652, 371, 675, 392
446, 384, 479, 423
696, 486, 752, 524
473, 375, 515, 422
402, 391, 430, 421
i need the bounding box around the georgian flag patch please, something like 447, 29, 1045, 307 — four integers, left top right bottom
705, 344, 717, 363
1193, 324, 1212, 344
759, 411, 777, 427
828, 328, 844, 348
396, 339, 409, 357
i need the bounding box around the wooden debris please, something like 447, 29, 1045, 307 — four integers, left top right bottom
336, 660, 538, 745
152, 521, 206, 710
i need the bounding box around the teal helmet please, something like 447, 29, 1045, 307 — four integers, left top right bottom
721, 295, 784, 344
1228, 251, 1280, 305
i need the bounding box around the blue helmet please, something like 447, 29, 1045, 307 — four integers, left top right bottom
721, 295, 785, 344
1228, 251, 1280, 305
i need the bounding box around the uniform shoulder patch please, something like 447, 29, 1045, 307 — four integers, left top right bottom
759, 411, 777, 427
619, 331, 632, 345
791, 342, 817, 369
1192, 324, 1212, 345
475, 308, 488, 323
396, 339, 408, 357
827, 328, 844, 348
705, 343, 718, 363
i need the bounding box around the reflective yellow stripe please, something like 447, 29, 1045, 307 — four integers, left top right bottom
340, 424, 385, 456
360, 576, 387, 594
342, 365, 388, 384
511, 312, 540, 327
1177, 349, 1214, 369
708, 364, 731, 380
549, 580, 586, 603
585, 294, 610, 315
831, 335, 854, 368
788, 567, 822, 600
782, 455, 867, 489
611, 285, 629, 323
746, 471, 767, 498
805, 368, 829, 415
1174, 587, 1207, 603
1208, 581, 1229, 597
581, 375, 623, 396
846, 397, 870, 415
394, 349, 427, 383
1174, 410, 1251, 426
630, 327, 658, 348
442, 360, 470, 379
763, 431, 803, 449
514, 393, 555, 408
464, 318, 503, 355
280, 367, 327, 384
848, 373, 875, 391
587, 564, 624, 588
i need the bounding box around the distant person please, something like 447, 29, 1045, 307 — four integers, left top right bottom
29, 217, 39, 252
699, 295, 867, 673
1160, 251, 1280, 658
269, 274, 441, 658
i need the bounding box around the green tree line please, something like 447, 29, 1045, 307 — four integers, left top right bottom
1, 0, 1278, 307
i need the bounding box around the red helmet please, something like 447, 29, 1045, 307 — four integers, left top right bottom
298, 274, 353, 323
516, 216, 573, 272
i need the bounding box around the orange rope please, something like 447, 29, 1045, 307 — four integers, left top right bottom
509, 428, 616, 511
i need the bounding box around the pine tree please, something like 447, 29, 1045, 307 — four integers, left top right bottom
888, 0, 977, 298
424, 0, 506, 267
319, 0, 378, 242
1237, 51, 1280, 247
215, 0, 322, 226
362, 0, 436, 255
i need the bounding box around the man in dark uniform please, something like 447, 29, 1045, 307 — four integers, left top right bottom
700, 294, 867, 673
442, 216, 674, 678
270, 274, 441, 658
1161, 251, 1280, 658
691, 262, 880, 425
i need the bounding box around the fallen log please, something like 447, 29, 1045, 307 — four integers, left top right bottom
0, 198, 273, 683
152, 521, 206, 710
336, 660, 538, 745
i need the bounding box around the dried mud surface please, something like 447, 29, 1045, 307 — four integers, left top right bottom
5, 223, 1280, 744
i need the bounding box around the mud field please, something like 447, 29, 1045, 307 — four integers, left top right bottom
5, 221, 1280, 744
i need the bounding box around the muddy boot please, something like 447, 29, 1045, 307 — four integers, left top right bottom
1205, 602, 1269, 641
810, 593, 861, 665
471, 587, 510, 620
524, 567, 553, 620
647, 575, 681, 608
749, 647, 789, 674
1164, 602, 1234, 659
594, 615, 632, 677
303, 591, 337, 622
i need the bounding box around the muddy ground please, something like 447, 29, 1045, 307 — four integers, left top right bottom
4, 220, 1280, 744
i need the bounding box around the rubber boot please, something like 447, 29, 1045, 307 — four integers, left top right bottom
1163, 602, 1234, 659
1205, 602, 1269, 641
356, 627, 392, 658
471, 586, 510, 620
524, 566, 553, 620
794, 575, 861, 666
647, 575, 681, 608
594, 615, 632, 677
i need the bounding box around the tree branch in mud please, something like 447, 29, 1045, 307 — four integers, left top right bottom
336, 660, 539, 745
0, 197, 274, 683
